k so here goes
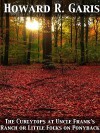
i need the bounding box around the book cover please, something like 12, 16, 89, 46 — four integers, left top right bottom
0, 0, 100, 132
